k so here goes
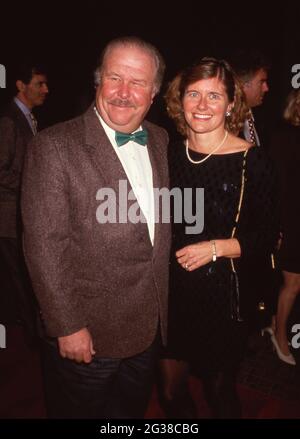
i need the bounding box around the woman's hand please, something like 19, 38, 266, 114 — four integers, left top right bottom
176, 241, 214, 271
176, 238, 241, 271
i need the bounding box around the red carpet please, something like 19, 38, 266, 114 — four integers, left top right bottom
1, 325, 300, 419
145, 378, 300, 419
0, 326, 45, 418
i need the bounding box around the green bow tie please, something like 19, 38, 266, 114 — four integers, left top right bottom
115, 129, 148, 147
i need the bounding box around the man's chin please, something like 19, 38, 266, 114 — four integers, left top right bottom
109, 114, 137, 129
36, 98, 46, 106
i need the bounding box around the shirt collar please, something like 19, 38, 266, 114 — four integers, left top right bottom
93, 105, 142, 146
14, 97, 31, 116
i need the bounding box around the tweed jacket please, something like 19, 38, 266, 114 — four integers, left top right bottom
0, 101, 34, 238
21, 104, 171, 358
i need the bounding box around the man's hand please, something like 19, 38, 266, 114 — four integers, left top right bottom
58, 327, 96, 363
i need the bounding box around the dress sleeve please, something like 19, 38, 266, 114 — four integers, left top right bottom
235, 147, 280, 260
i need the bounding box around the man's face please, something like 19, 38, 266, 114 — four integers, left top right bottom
17, 74, 49, 109
243, 68, 269, 108
96, 45, 157, 133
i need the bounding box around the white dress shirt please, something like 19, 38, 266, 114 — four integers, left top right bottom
94, 108, 155, 245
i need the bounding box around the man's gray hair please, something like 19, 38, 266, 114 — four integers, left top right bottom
94, 36, 165, 95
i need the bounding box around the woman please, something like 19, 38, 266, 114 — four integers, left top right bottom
160, 58, 279, 418
266, 89, 300, 366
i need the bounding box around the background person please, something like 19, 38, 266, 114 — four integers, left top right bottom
0, 63, 48, 343
230, 49, 270, 146
266, 89, 300, 366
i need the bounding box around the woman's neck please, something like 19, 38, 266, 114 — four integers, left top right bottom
188, 129, 227, 154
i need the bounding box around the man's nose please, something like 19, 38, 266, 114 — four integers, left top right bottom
263, 82, 269, 93
118, 82, 130, 99
42, 83, 49, 94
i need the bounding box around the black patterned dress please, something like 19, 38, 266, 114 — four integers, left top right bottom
167, 142, 279, 374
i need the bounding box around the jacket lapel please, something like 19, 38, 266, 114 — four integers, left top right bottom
83, 104, 153, 247
11, 101, 34, 141
83, 104, 129, 194
145, 126, 164, 251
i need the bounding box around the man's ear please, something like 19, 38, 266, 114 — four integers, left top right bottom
151, 90, 157, 101
16, 80, 26, 92
243, 80, 252, 89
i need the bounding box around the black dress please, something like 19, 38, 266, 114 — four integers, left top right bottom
167, 142, 279, 374
269, 123, 300, 273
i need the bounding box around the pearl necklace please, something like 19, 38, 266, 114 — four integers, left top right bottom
186, 130, 228, 164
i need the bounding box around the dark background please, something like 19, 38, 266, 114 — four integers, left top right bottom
0, 2, 299, 138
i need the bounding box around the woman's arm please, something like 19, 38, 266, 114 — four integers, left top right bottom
176, 238, 241, 271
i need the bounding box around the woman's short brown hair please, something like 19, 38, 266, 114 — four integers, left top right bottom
165, 57, 250, 137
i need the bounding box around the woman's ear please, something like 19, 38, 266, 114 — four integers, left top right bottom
226, 103, 234, 117
227, 103, 234, 113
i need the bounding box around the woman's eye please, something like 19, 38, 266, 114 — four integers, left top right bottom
186, 91, 198, 98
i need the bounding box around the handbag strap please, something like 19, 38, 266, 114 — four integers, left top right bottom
230, 149, 249, 273
229, 149, 249, 322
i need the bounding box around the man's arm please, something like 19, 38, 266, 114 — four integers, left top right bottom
0, 117, 20, 190
21, 132, 95, 362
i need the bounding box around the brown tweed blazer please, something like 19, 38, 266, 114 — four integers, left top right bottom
21, 104, 171, 358
0, 101, 34, 238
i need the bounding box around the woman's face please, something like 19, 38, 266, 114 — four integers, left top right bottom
182, 76, 232, 135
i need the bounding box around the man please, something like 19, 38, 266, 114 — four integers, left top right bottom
230, 50, 270, 146
21, 37, 170, 418
0, 64, 48, 340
